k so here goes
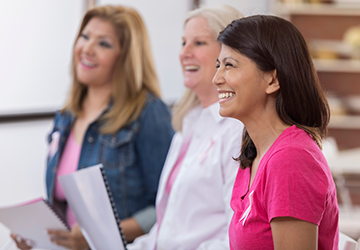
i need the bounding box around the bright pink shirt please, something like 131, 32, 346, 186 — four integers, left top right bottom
54, 130, 81, 227
229, 125, 339, 250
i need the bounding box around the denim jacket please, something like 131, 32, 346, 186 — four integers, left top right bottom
45, 93, 174, 232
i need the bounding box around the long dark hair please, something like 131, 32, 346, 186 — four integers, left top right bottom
217, 15, 330, 169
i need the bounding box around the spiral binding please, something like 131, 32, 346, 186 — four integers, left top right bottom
100, 167, 128, 250
43, 200, 70, 230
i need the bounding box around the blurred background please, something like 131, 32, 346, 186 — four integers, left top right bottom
0, 0, 360, 248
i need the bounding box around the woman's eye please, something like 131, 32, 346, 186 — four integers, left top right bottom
99, 41, 112, 48
225, 63, 234, 67
196, 41, 205, 46
182, 41, 186, 46
80, 33, 89, 40
215, 64, 220, 69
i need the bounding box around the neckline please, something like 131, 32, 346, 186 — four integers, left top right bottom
242, 125, 297, 197
69, 129, 81, 147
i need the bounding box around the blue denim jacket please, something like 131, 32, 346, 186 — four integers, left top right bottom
45, 93, 174, 232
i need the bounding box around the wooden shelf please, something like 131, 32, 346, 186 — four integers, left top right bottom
327, 146, 360, 174
314, 59, 360, 73
275, 3, 360, 16
272, 0, 360, 149
273, 3, 360, 40
329, 115, 360, 129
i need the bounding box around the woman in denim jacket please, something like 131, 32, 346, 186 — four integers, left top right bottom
12, 5, 173, 250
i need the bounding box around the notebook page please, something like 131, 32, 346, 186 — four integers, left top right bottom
59, 164, 125, 250
0, 198, 68, 250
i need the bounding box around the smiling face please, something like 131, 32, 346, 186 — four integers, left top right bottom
213, 44, 277, 121
74, 17, 121, 88
179, 16, 220, 106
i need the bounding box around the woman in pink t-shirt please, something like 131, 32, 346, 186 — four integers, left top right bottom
213, 15, 339, 249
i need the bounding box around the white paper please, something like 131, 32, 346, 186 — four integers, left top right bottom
59, 164, 125, 250
0, 198, 68, 250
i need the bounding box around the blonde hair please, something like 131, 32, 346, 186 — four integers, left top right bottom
172, 5, 243, 131
63, 5, 161, 134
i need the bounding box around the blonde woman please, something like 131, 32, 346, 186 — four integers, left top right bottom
12, 5, 174, 250
129, 5, 244, 250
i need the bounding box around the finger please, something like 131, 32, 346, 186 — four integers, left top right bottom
10, 233, 18, 242
50, 237, 72, 249
16, 235, 23, 243
15, 243, 32, 250
10, 234, 25, 246
25, 239, 35, 248
19, 239, 32, 249
47, 229, 70, 237
10, 235, 32, 250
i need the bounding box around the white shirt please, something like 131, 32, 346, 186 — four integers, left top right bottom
128, 102, 244, 250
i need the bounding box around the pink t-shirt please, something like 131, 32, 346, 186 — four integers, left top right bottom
54, 130, 81, 227
229, 125, 339, 250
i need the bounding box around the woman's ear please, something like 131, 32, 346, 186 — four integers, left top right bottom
265, 69, 279, 95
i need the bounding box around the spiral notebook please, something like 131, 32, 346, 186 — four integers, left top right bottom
0, 197, 69, 250
59, 164, 127, 250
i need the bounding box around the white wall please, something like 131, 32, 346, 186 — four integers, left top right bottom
0, 119, 53, 249
204, 0, 269, 15
0, 1, 84, 115
0, 0, 269, 114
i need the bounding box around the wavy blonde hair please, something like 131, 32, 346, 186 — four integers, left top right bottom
63, 5, 161, 134
172, 5, 243, 131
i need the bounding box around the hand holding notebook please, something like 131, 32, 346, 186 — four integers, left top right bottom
59, 164, 127, 250
0, 198, 69, 250
0, 164, 127, 250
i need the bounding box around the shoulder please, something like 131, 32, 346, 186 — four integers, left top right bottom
53, 109, 66, 122
264, 140, 332, 192
215, 116, 244, 144
221, 117, 244, 133
268, 146, 321, 169
134, 92, 173, 136
210, 102, 244, 132
268, 127, 328, 170
260, 141, 336, 224
218, 118, 243, 160
140, 93, 171, 119
52, 109, 73, 129
144, 92, 170, 109
47, 109, 73, 143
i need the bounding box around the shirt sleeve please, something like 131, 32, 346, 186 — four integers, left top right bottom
264, 147, 329, 225
133, 97, 174, 233
127, 223, 158, 250
196, 120, 243, 250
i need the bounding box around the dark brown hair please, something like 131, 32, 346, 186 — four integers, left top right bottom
217, 15, 330, 169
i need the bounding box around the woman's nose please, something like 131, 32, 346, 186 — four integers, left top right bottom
180, 43, 193, 59
82, 40, 95, 56
212, 68, 224, 86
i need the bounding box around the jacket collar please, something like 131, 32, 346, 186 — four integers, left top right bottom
182, 101, 225, 134
207, 102, 225, 124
